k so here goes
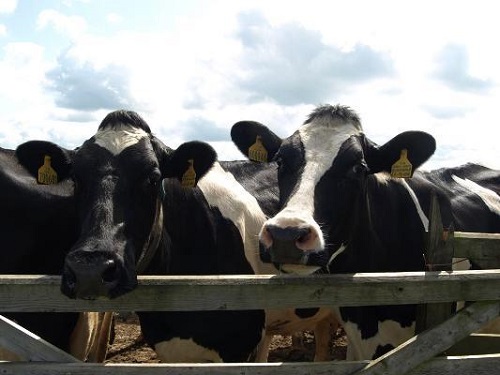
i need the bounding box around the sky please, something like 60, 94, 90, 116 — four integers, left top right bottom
1, 0, 499, 170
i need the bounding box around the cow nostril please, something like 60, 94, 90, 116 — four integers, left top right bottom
101, 260, 117, 283
296, 229, 312, 244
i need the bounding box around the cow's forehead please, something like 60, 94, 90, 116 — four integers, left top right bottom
93, 124, 149, 155
297, 119, 362, 170
277, 118, 362, 219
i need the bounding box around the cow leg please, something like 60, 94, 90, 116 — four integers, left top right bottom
254, 333, 273, 362
87, 312, 114, 362
313, 312, 339, 361
291, 332, 304, 349
69, 312, 113, 362
69, 312, 94, 361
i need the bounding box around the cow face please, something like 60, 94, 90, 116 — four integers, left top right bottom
232, 104, 435, 274
16, 110, 216, 299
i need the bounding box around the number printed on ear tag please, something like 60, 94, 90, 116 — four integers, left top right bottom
248, 135, 268, 162
391, 149, 413, 178
37, 155, 58, 185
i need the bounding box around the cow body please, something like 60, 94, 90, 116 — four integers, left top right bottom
0, 147, 112, 361
138, 162, 268, 362
196, 160, 339, 362
423, 163, 500, 233
231, 104, 452, 360
424, 163, 500, 333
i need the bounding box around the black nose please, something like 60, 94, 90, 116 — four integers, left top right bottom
61, 250, 121, 300
260, 225, 310, 264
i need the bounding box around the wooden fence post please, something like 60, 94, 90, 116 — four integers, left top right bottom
415, 191, 455, 333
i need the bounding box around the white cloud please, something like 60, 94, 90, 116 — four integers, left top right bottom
0, 42, 48, 103
0, 24, 6, 37
36, 9, 87, 39
0, 42, 55, 146
106, 13, 122, 24
1, 0, 500, 171
0, 0, 16, 14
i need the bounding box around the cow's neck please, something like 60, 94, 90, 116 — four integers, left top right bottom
137, 195, 164, 274
329, 178, 388, 274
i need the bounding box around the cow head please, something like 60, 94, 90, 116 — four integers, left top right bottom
16, 110, 216, 299
231, 104, 435, 274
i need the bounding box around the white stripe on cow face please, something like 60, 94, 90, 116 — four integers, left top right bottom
263, 119, 361, 253
94, 124, 149, 155
452, 175, 500, 216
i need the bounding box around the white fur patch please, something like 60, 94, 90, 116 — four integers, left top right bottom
452, 175, 500, 216
400, 179, 429, 232
343, 319, 415, 360
197, 162, 276, 274
155, 338, 222, 363
94, 124, 149, 155
265, 120, 361, 251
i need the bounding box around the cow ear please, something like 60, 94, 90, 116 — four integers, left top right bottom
162, 141, 217, 185
15, 141, 74, 182
365, 131, 436, 175
231, 121, 282, 162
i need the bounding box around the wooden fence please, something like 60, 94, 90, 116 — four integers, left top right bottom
0, 271, 499, 373
0, 231, 499, 374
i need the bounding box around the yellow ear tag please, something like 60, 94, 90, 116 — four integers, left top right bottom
37, 155, 58, 185
248, 135, 268, 162
391, 149, 413, 178
181, 159, 196, 188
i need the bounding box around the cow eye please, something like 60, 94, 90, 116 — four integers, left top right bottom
348, 163, 367, 179
276, 159, 282, 168
148, 170, 161, 185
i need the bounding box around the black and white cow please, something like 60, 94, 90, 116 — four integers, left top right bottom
423, 163, 500, 233
423, 163, 500, 333
0, 146, 112, 362
13, 110, 342, 362
209, 161, 339, 362
231, 104, 458, 360
15, 110, 270, 363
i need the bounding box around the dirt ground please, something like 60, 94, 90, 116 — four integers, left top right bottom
105, 313, 347, 363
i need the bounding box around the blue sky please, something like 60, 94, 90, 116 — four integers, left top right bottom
1, 0, 499, 169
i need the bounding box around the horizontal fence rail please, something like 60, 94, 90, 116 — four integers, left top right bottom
1, 231, 499, 374
0, 270, 499, 312
454, 232, 500, 269
1, 355, 500, 375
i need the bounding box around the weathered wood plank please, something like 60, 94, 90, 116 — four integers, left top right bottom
1, 355, 500, 375
0, 315, 79, 362
0, 271, 499, 312
446, 333, 500, 356
454, 232, 500, 269
409, 354, 500, 375
355, 301, 500, 375
0, 361, 367, 375
416, 192, 455, 333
